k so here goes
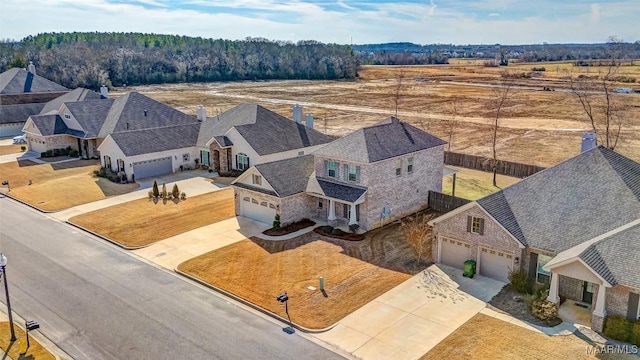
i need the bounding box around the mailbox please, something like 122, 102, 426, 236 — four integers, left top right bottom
1, 181, 8, 186
276, 293, 289, 303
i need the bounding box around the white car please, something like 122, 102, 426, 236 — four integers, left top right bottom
13, 134, 26, 144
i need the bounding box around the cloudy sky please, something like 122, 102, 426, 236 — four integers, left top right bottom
0, 0, 638, 44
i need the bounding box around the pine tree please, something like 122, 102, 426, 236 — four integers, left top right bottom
161, 183, 167, 198
152, 180, 159, 197
172, 184, 180, 198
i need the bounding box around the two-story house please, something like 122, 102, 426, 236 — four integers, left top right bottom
231, 117, 446, 229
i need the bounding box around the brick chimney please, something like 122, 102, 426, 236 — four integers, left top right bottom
27, 61, 36, 75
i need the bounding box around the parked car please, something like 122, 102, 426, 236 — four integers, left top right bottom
13, 134, 26, 144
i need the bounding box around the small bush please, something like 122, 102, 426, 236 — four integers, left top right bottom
508, 269, 529, 294
45, 150, 54, 157
533, 283, 550, 299
531, 67, 546, 71
152, 180, 159, 197
161, 183, 167, 198
530, 289, 558, 321
349, 223, 360, 234
20, 146, 26, 152
630, 321, 640, 346
172, 184, 180, 198
321, 225, 333, 233
272, 214, 281, 231
180, 192, 187, 200
604, 315, 632, 342
68, 149, 79, 157
331, 228, 345, 236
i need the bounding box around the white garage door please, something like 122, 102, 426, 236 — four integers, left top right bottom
241, 197, 276, 224
0, 124, 25, 138
440, 238, 470, 269
133, 157, 172, 180
479, 248, 513, 282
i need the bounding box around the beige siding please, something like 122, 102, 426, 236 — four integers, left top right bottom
552, 261, 602, 284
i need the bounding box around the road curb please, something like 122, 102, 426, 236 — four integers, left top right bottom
175, 268, 339, 334
64, 221, 148, 250
0, 192, 54, 213
1, 308, 73, 360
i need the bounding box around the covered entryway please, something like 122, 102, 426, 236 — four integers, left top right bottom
479, 247, 513, 282
440, 238, 470, 269
132, 157, 172, 179
240, 197, 276, 224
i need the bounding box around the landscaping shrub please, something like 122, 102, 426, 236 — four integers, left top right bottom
321, 225, 333, 233
45, 149, 54, 157
531, 67, 546, 71
20, 146, 26, 152
272, 214, 281, 231
172, 184, 180, 198
180, 192, 187, 200
530, 289, 558, 321
152, 180, 159, 197
533, 283, 550, 299
331, 228, 345, 236
630, 321, 640, 346
68, 149, 79, 157
604, 315, 632, 342
161, 183, 167, 198
219, 170, 244, 177
508, 269, 529, 294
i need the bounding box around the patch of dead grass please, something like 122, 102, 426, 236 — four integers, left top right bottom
0, 322, 55, 360
0, 144, 25, 155
442, 168, 521, 200
69, 188, 235, 248
178, 238, 411, 329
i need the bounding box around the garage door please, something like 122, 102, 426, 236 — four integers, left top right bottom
0, 124, 24, 138
479, 248, 513, 282
241, 197, 276, 224
132, 157, 172, 179
440, 238, 470, 269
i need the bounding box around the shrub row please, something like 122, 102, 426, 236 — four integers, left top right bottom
604, 315, 640, 346
94, 167, 125, 183
40, 146, 79, 158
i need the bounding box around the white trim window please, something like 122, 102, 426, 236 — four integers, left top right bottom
252, 174, 262, 186
347, 165, 360, 182
536, 254, 552, 284
328, 161, 338, 178
237, 153, 249, 170
396, 159, 402, 176
407, 157, 414, 173
64, 113, 71, 120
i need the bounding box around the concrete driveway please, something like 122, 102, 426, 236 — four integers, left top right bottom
313, 264, 505, 360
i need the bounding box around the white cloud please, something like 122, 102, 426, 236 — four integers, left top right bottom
489, 13, 500, 17
590, 3, 601, 23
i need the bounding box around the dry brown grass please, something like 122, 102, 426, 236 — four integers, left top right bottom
0, 144, 25, 155
69, 188, 235, 248
0, 160, 138, 211
178, 237, 411, 329
421, 314, 636, 360
0, 322, 55, 360
442, 168, 521, 200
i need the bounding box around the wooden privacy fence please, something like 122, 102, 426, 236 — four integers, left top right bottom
428, 191, 471, 213
444, 151, 546, 178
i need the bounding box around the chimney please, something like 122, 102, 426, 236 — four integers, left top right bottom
581, 133, 596, 153
293, 104, 303, 124
126, 122, 129, 130
100, 85, 109, 99
305, 113, 314, 129
27, 61, 36, 75
144, 110, 148, 117
196, 105, 206, 122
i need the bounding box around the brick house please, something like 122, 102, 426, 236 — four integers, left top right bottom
428, 146, 640, 332
232, 116, 446, 229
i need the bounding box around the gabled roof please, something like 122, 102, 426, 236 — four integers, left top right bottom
64, 99, 114, 138
98, 92, 196, 138
196, 104, 333, 154
313, 117, 446, 163
40, 88, 101, 115
213, 136, 233, 147
477, 146, 640, 254
108, 123, 201, 156
316, 179, 367, 203
0, 103, 45, 124
29, 114, 70, 136
0, 68, 68, 94
237, 155, 315, 197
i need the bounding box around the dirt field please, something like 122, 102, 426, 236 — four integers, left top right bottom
0, 160, 138, 211
0, 322, 55, 360
0, 144, 24, 155
178, 219, 434, 329
443, 168, 521, 200
69, 188, 235, 248
120, 62, 640, 168
421, 314, 636, 360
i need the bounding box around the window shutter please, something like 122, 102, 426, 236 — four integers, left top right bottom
235, 155, 238, 169
479, 218, 485, 235
356, 204, 360, 221
323, 160, 328, 177
247, 157, 250, 169
466, 216, 472, 232
528, 253, 538, 282
344, 164, 348, 181
627, 292, 639, 320
356, 166, 361, 183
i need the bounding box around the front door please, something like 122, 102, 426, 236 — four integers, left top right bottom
582, 281, 594, 304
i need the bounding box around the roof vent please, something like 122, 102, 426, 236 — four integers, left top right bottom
581, 133, 596, 153
293, 104, 303, 124
100, 85, 109, 99
305, 113, 314, 129
126, 122, 129, 130
144, 110, 148, 117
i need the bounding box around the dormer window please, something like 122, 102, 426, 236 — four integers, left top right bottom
64, 113, 71, 120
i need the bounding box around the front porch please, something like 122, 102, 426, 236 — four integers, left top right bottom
558, 299, 592, 328
306, 177, 367, 231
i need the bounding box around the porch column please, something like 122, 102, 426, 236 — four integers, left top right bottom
546, 272, 560, 304
327, 199, 336, 221
593, 285, 607, 317
348, 203, 358, 225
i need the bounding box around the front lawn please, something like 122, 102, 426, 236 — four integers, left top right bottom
69, 188, 235, 248
0, 322, 55, 360
0, 144, 25, 155
0, 160, 138, 211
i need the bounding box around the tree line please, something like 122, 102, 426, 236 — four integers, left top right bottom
0, 32, 359, 89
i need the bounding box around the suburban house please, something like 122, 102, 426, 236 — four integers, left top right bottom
0, 63, 69, 137
232, 116, 446, 229
428, 145, 640, 332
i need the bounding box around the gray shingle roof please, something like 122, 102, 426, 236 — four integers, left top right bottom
40, 88, 101, 115
478, 146, 640, 254
213, 136, 233, 147
317, 179, 367, 202
0, 103, 45, 124
196, 104, 333, 154
65, 99, 114, 138
250, 155, 315, 197
109, 123, 201, 156
313, 117, 446, 163
0, 68, 68, 94
29, 114, 70, 136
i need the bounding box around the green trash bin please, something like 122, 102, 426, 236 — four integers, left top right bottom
463, 260, 476, 278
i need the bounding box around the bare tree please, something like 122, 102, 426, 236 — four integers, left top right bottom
489, 78, 513, 187
393, 68, 405, 117
570, 36, 628, 150
400, 213, 437, 265
442, 99, 460, 151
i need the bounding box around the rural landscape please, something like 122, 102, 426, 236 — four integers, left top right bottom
0, 1, 640, 359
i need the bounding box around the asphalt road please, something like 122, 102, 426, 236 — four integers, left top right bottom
0, 196, 343, 360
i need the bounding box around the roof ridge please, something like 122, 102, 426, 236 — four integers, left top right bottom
598, 146, 640, 200
111, 121, 200, 134
255, 154, 313, 168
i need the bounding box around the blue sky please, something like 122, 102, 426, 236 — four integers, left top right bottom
0, 0, 638, 44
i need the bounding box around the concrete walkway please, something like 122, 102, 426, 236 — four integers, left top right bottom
0, 150, 39, 164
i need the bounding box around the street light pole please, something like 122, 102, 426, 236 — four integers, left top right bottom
0, 253, 16, 342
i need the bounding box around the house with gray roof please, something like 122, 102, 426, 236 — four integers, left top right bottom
232, 117, 446, 228
427, 146, 640, 332
0, 63, 69, 137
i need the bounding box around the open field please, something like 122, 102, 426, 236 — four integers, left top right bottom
69, 188, 235, 248
0, 144, 24, 155
121, 61, 640, 167
178, 218, 435, 329
0, 160, 138, 211
421, 313, 636, 360
0, 322, 55, 360
443, 168, 521, 200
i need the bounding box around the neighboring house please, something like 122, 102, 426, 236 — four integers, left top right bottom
195, 103, 334, 173
0, 63, 69, 137
232, 116, 446, 229
428, 145, 640, 332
